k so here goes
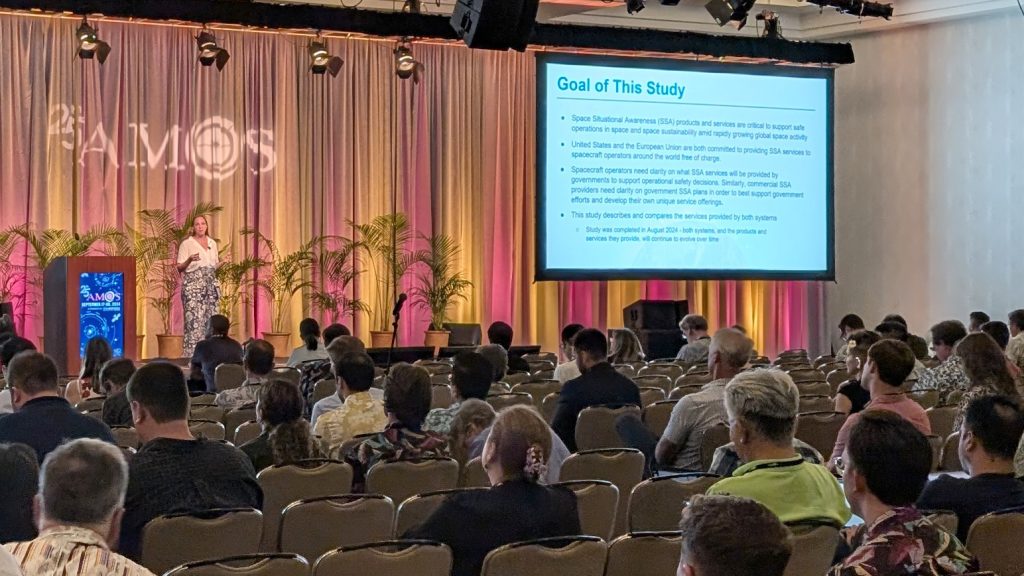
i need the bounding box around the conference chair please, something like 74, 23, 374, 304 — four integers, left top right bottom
485, 392, 534, 412
560, 448, 644, 537
190, 392, 217, 404
332, 431, 380, 461
190, 404, 226, 422
575, 405, 641, 451
605, 532, 682, 576
698, 424, 731, 471
778, 348, 809, 358
74, 397, 105, 412
234, 420, 262, 447
796, 381, 831, 397
140, 508, 263, 575
668, 384, 704, 400
418, 362, 453, 376
500, 372, 532, 387
637, 364, 685, 381
511, 380, 563, 406
940, 432, 962, 472
365, 457, 460, 507
81, 408, 104, 421
269, 367, 301, 387
256, 459, 355, 552
461, 456, 490, 488
813, 354, 835, 369
685, 364, 709, 375
551, 480, 619, 540
110, 426, 139, 450
966, 509, 1024, 576
430, 373, 451, 386
431, 385, 454, 410
633, 374, 674, 395
480, 536, 607, 576
188, 419, 227, 441
825, 369, 849, 395
641, 400, 676, 438
638, 386, 667, 407
910, 389, 940, 410
532, 369, 556, 381
311, 379, 336, 405
613, 364, 638, 378
215, 363, 246, 392
489, 382, 510, 395
798, 394, 833, 413
922, 509, 959, 536
527, 360, 556, 374
674, 373, 713, 388
794, 411, 846, 458
164, 554, 309, 576
541, 392, 560, 424
627, 473, 719, 532
782, 525, 840, 576
927, 406, 957, 440
523, 352, 558, 364
927, 435, 943, 472
279, 494, 395, 561
442, 322, 482, 347
750, 355, 771, 366
312, 540, 453, 576
395, 488, 487, 536
225, 408, 258, 443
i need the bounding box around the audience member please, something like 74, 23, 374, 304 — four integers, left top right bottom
487, 321, 530, 373
476, 344, 509, 383
677, 495, 793, 576
979, 320, 1021, 380
308, 334, 374, 426
730, 324, 748, 335
449, 399, 496, 467
99, 358, 137, 428
834, 330, 881, 416
345, 363, 448, 488
675, 314, 711, 364
553, 323, 584, 384
215, 339, 274, 409
708, 436, 824, 478
5, 439, 156, 576
189, 314, 243, 393
300, 323, 353, 418
829, 340, 931, 467
65, 336, 113, 405
968, 311, 990, 333
832, 411, 977, 575
706, 369, 850, 527
424, 352, 493, 435
607, 328, 645, 365
0, 443, 37, 543
0, 337, 35, 415
882, 313, 931, 360
405, 406, 580, 576
240, 378, 321, 471
0, 313, 14, 343
836, 313, 865, 362
1007, 309, 1024, 373
551, 328, 641, 452
0, 352, 114, 462
874, 321, 927, 380
918, 395, 1024, 541
914, 321, 970, 404
467, 406, 570, 485
953, 333, 1020, 432
313, 352, 388, 453
119, 362, 262, 560
287, 317, 329, 367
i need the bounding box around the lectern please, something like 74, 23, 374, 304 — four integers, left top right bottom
44, 257, 137, 375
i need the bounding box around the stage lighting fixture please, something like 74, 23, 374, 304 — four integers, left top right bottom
403, 0, 422, 13
394, 41, 420, 81
705, 0, 757, 29
756, 9, 781, 39
196, 30, 230, 71
308, 39, 344, 77
625, 0, 645, 14
802, 0, 893, 19
76, 19, 111, 64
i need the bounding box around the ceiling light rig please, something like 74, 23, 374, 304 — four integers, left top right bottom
196, 28, 230, 70
308, 36, 344, 77
705, 0, 757, 29
394, 39, 421, 82
76, 18, 111, 64
802, 0, 893, 19
755, 9, 782, 39
625, 0, 645, 14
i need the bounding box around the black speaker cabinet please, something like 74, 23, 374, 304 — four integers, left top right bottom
637, 329, 684, 361
450, 0, 540, 51
623, 299, 689, 332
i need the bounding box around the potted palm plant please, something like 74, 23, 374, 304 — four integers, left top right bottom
411, 232, 473, 353
242, 228, 318, 354
0, 229, 25, 329
149, 260, 183, 358
215, 253, 263, 336
351, 213, 416, 348
309, 236, 368, 326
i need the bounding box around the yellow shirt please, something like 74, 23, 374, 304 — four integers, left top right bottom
313, 391, 388, 452
6, 525, 156, 576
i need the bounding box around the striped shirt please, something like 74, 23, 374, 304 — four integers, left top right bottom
5, 526, 155, 576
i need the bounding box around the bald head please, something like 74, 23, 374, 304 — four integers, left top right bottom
709, 328, 753, 377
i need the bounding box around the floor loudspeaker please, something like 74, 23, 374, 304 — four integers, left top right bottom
450, 0, 540, 51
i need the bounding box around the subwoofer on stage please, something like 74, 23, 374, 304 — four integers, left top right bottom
623, 299, 689, 360
450, 0, 540, 51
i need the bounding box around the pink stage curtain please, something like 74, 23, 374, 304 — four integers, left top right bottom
0, 12, 827, 358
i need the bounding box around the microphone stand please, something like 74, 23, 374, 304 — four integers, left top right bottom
386, 306, 401, 374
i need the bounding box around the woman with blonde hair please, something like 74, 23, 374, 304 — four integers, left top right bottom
608, 328, 645, 365
177, 215, 219, 357
406, 405, 580, 576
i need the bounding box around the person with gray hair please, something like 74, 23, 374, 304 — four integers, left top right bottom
476, 344, 509, 383
4, 438, 156, 575
706, 368, 851, 528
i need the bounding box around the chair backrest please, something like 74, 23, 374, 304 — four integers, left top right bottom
786, 368, 825, 383
190, 405, 226, 423
551, 480, 619, 540
966, 511, 1024, 576
431, 385, 454, 410
111, 426, 139, 449
500, 372, 532, 387
674, 373, 713, 388
559, 448, 645, 537
216, 363, 246, 392
641, 400, 676, 438
480, 536, 607, 576
366, 458, 460, 507
270, 367, 301, 387
511, 381, 562, 406
796, 381, 831, 397
443, 322, 482, 347
279, 494, 395, 561
189, 419, 227, 441
826, 369, 848, 395
163, 553, 309, 576
523, 352, 558, 364
605, 532, 682, 576
927, 406, 958, 439
430, 373, 452, 386
527, 360, 556, 374
419, 362, 454, 376
798, 395, 834, 414
395, 488, 487, 536
224, 408, 258, 443
668, 384, 704, 400
141, 508, 264, 575
532, 369, 556, 381
632, 375, 673, 395
312, 379, 337, 405
699, 424, 731, 471
813, 355, 835, 369
234, 420, 262, 447
256, 460, 355, 551
75, 397, 105, 412
460, 456, 490, 488
927, 435, 943, 472
313, 540, 453, 576
794, 412, 846, 458
613, 364, 637, 378
191, 392, 217, 404
637, 364, 684, 381
575, 405, 641, 451
911, 389, 940, 410
485, 392, 534, 412
638, 386, 667, 407
541, 392, 560, 424
940, 432, 962, 472
922, 509, 959, 536
628, 473, 720, 532
782, 525, 840, 576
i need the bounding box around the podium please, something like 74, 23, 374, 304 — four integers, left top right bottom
623, 299, 689, 360
44, 257, 137, 375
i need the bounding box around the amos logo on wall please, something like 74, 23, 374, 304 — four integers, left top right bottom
48, 104, 277, 181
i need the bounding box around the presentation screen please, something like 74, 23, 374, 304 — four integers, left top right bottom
536, 54, 834, 281
79, 272, 125, 358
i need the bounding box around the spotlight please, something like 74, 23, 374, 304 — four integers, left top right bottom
76, 19, 111, 64
802, 0, 893, 19
705, 0, 757, 29
403, 0, 422, 13
755, 9, 782, 39
626, 0, 645, 14
394, 41, 420, 81
196, 29, 230, 71
308, 39, 344, 77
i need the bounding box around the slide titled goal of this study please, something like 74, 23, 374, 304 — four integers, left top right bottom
537, 55, 834, 280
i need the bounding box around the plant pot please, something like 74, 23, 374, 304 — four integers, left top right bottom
136, 335, 145, 360
370, 331, 393, 349
424, 330, 450, 357
262, 332, 292, 356
156, 334, 184, 359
